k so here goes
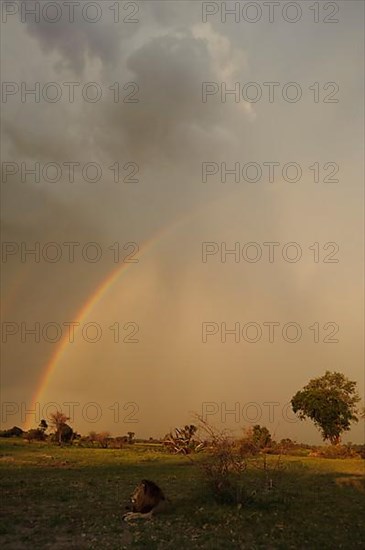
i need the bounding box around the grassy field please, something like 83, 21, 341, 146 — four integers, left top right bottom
0, 440, 364, 549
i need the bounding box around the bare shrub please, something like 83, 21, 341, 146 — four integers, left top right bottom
192, 415, 284, 506
310, 444, 364, 459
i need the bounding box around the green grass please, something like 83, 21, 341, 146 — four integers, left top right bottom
0, 439, 364, 549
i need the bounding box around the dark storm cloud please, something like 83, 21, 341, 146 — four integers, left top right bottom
102, 32, 216, 161
21, 0, 131, 74
98, 28, 252, 165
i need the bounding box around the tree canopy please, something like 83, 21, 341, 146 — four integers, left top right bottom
291, 371, 360, 444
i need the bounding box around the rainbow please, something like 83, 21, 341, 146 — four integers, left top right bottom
25, 218, 185, 430
23, 188, 238, 429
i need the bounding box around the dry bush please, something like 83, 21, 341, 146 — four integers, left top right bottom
310, 444, 364, 459
192, 416, 284, 506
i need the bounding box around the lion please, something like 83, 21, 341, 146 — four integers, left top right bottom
123, 479, 168, 521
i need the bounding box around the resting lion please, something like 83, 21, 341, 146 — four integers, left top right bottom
123, 479, 168, 521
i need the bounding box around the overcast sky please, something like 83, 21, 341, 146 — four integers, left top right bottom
1, 0, 364, 443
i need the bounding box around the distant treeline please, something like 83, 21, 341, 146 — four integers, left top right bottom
1, 423, 364, 459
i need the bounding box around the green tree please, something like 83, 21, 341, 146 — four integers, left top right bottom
252, 425, 272, 448
59, 423, 75, 444
291, 371, 360, 445
127, 431, 135, 444
0, 426, 23, 438
39, 419, 48, 434
49, 411, 70, 445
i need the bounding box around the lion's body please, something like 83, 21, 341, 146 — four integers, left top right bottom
123, 479, 167, 521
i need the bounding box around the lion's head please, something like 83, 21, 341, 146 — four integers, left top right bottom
128, 479, 165, 513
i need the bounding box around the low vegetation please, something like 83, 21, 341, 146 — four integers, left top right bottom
1, 370, 363, 548
0, 437, 364, 549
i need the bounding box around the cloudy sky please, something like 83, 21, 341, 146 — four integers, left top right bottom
1, 0, 364, 443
